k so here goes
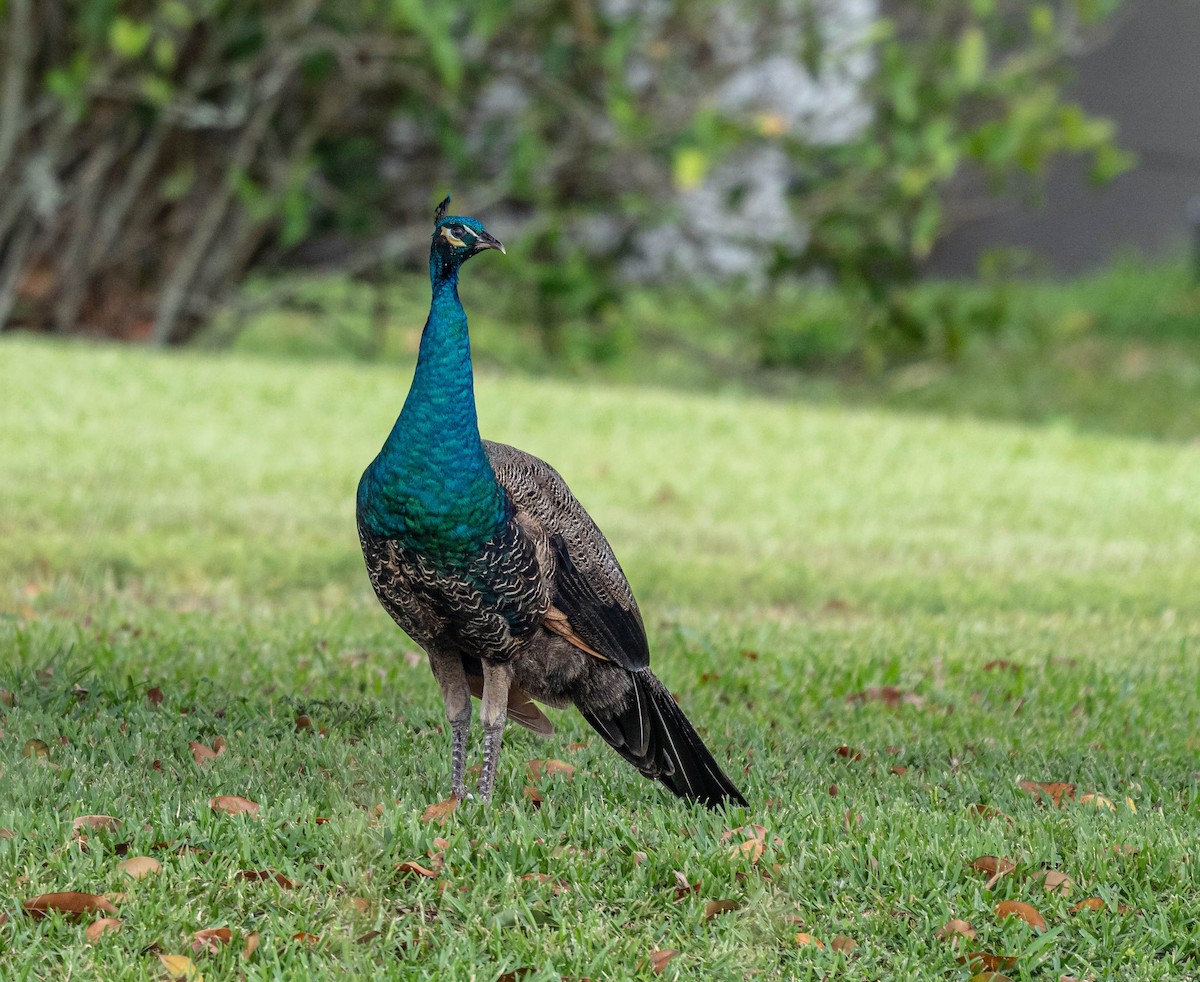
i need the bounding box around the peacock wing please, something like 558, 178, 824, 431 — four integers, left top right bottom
484, 441, 650, 671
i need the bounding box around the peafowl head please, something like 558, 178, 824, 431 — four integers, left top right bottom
429, 195, 504, 282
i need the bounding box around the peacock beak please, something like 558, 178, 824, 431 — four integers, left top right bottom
473, 231, 506, 255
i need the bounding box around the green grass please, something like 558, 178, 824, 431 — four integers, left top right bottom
3, 334, 1200, 979
225, 255, 1200, 441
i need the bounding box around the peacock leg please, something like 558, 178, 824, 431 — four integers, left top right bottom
426, 649, 472, 799
477, 659, 514, 802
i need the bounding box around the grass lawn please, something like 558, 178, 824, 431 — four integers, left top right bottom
2, 334, 1200, 979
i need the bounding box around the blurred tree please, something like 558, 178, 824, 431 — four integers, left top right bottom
0, 0, 1128, 352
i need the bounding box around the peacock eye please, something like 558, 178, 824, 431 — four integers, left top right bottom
451, 224, 469, 237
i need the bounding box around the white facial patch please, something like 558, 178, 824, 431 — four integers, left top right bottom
440, 227, 467, 248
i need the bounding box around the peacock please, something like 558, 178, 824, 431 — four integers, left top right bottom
356, 196, 746, 808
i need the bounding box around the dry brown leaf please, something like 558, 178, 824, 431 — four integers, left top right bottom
192, 927, 232, 954
831, 935, 857, 953
983, 659, 1021, 673
935, 918, 976, 942
73, 815, 121, 835
1035, 870, 1073, 896
236, 869, 297, 889
720, 824, 767, 844
995, 899, 1048, 931
356, 929, 382, 944
295, 714, 314, 732
959, 952, 1017, 972
396, 860, 438, 879
970, 855, 1016, 877
846, 686, 923, 708
158, 953, 203, 980
1018, 780, 1076, 808
649, 949, 679, 974
890, 765, 908, 776
967, 804, 1014, 825
350, 897, 371, 915
23, 738, 50, 758
86, 917, 122, 941
0, 827, 14, 839
703, 899, 739, 920
795, 932, 824, 948
422, 796, 458, 824
1079, 792, 1115, 811
209, 795, 259, 817
146, 687, 165, 706
834, 745, 863, 761
189, 742, 218, 765
1070, 897, 1106, 913
119, 856, 162, 879
729, 838, 764, 864
523, 785, 544, 809
242, 931, 260, 959
23, 891, 118, 920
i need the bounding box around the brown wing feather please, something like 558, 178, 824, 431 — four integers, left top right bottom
484, 441, 650, 671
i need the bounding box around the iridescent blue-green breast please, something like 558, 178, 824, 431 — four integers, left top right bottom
356, 274, 507, 564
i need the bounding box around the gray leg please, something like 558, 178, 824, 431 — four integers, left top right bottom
426, 650, 472, 799
477, 660, 514, 803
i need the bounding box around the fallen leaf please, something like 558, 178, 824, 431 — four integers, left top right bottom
242, 931, 260, 959
1070, 897, 1111, 913
935, 918, 976, 942
967, 804, 1014, 825
846, 686, 923, 709
86, 917, 122, 941
995, 899, 1047, 931
158, 953, 202, 980
970, 855, 1016, 877
210, 736, 227, 755
119, 856, 162, 879
1079, 792, 1115, 811
292, 932, 319, 944
355, 929, 381, 944
831, 934, 857, 953
703, 899, 739, 920
729, 838, 764, 864
1018, 781, 1076, 808
1035, 870, 1073, 895
672, 871, 700, 902
192, 927, 232, 954
295, 714, 314, 731
959, 952, 1017, 971
795, 932, 824, 948
23, 738, 50, 758
147, 687, 165, 706
236, 869, 297, 889
890, 765, 908, 776
396, 860, 438, 879
983, 659, 1021, 673
73, 815, 121, 835
523, 785, 544, 809
834, 745, 863, 761
649, 949, 680, 973
422, 796, 458, 824
209, 795, 259, 817
23, 891, 118, 920
0, 827, 14, 839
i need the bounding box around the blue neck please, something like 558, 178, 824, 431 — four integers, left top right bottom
358, 265, 507, 558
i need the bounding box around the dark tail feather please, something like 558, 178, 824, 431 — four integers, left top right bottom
582, 670, 747, 809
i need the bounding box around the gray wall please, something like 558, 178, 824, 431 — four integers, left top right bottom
926, 0, 1200, 277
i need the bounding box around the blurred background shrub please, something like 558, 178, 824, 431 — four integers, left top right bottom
0, 0, 1128, 361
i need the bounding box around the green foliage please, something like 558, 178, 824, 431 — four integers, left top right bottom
0, 0, 1128, 357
